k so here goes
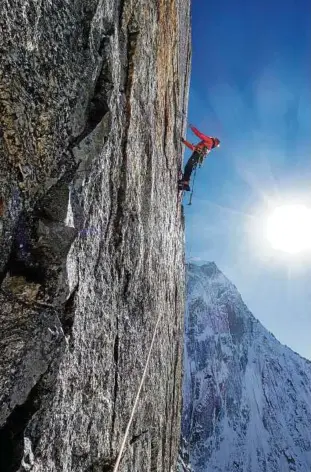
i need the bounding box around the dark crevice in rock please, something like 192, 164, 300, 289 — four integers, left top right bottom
85, 457, 115, 472
0, 197, 4, 217
81, 5, 98, 50
101, 170, 115, 248
140, 136, 153, 228
0, 378, 42, 472
36, 181, 70, 223
101, 461, 115, 472
163, 88, 169, 162
88, 88, 109, 132
118, 0, 126, 28
72, 105, 109, 149
0, 253, 11, 287
112, 21, 139, 252
98, 37, 109, 57
16, 167, 24, 183
71, 42, 113, 148
81, 7, 115, 55
172, 83, 179, 148
1, 188, 77, 309
162, 381, 170, 469
61, 284, 79, 337
162, 424, 167, 470
6, 256, 45, 285
113, 184, 126, 251
174, 285, 178, 309
4, 214, 46, 285
110, 320, 119, 453
129, 430, 148, 445
98, 25, 115, 57
113, 332, 119, 364
123, 269, 130, 297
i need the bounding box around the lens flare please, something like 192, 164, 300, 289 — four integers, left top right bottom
266, 204, 311, 254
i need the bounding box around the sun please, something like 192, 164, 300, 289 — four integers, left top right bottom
266, 204, 311, 254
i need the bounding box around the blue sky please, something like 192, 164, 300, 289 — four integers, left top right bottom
184, 0, 311, 359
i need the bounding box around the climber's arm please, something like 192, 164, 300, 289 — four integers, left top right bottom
181, 138, 196, 151
190, 125, 212, 145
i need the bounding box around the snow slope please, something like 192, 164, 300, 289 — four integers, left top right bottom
180, 262, 311, 472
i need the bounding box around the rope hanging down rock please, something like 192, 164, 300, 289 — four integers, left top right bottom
188, 164, 197, 206
112, 310, 163, 472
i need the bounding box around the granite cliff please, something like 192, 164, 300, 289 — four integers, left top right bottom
0, 1, 191, 470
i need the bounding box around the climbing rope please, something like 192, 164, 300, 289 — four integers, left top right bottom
188, 164, 197, 206
112, 310, 163, 472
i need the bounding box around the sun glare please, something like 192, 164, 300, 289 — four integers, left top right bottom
266, 204, 311, 254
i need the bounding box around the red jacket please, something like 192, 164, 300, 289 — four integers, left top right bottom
183, 126, 220, 155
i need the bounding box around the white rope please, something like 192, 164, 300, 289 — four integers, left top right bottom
112, 310, 163, 472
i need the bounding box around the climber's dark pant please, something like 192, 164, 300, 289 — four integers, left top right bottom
183, 151, 201, 182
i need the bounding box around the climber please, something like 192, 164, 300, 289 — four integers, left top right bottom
178, 124, 220, 191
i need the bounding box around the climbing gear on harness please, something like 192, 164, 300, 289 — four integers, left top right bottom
178, 180, 190, 192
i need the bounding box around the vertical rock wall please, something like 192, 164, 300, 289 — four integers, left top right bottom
0, 1, 191, 470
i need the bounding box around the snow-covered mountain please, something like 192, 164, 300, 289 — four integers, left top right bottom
180, 262, 311, 472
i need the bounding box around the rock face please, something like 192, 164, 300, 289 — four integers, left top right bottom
180, 263, 311, 472
0, 1, 191, 471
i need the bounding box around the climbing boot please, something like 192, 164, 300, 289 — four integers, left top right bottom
178, 180, 190, 192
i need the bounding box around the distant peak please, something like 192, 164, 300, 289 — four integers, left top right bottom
187, 260, 220, 277
201, 261, 218, 271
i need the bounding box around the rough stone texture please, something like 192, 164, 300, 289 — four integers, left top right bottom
0, 1, 191, 471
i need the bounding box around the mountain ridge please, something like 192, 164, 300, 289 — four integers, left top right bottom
180, 262, 311, 472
